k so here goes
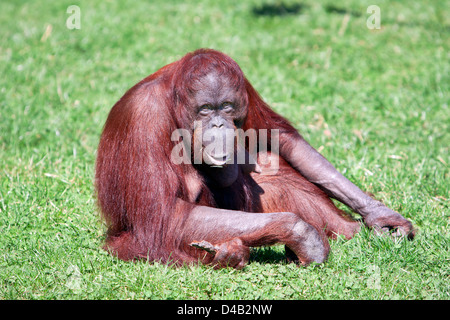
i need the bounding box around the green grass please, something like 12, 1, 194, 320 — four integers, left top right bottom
0, 0, 448, 300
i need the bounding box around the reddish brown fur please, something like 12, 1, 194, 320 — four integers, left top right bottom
95, 49, 359, 266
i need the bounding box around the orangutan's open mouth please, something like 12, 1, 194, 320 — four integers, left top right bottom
203, 151, 232, 167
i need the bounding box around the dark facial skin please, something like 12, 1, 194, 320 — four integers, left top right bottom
189, 72, 247, 187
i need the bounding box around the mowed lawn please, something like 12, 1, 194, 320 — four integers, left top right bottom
0, 0, 448, 299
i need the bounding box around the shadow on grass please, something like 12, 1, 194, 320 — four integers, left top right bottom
250, 246, 288, 264
252, 2, 305, 17
325, 4, 362, 17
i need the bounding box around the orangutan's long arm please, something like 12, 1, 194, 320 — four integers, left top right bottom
279, 133, 414, 238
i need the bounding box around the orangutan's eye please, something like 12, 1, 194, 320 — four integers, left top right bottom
199, 105, 213, 116
221, 102, 234, 112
